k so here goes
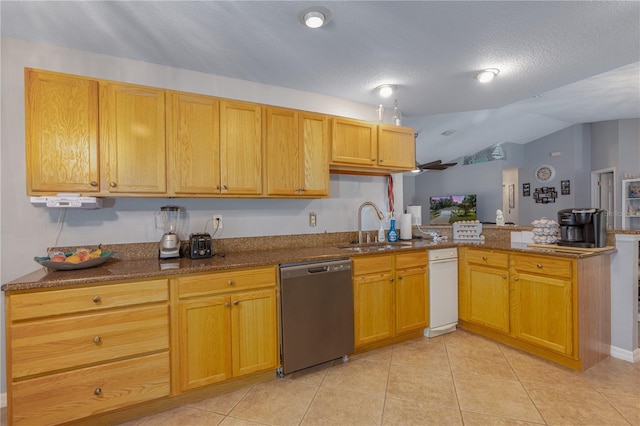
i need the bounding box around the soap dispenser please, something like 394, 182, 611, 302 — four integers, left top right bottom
387, 219, 398, 242
378, 225, 385, 242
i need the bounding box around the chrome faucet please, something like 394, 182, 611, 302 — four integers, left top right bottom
358, 202, 385, 244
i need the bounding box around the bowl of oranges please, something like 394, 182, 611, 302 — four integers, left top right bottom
35, 247, 113, 271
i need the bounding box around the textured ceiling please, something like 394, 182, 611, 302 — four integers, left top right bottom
2, 1, 639, 165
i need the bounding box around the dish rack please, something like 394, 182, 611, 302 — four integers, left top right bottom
453, 221, 483, 241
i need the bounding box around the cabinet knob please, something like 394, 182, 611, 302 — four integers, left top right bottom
371, 158, 376, 162
482, 256, 488, 261
514, 277, 520, 281
216, 185, 221, 190
92, 296, 101, 304
502, 275, 507, 279
233, 300, 239, 305
93, 336, 101, 344
94, 388, 102, 396
389, 278, 394, 282
398, 276, 404, 280
223, 185, 228, 190
90, 181, 98, 187
228, 280, 235, 286
379, 159, 384, 163
225, 302, 230, 307
536, 263, 543, 269
109, 181, 117, 188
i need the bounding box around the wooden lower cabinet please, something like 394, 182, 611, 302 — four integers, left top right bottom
12, 353, 169, 426
458, 248, 611, 371
5, 278, 170, 426
352, 252, 428, 349
177, 267, 278, 391
460, 249, 510, 334
511, 255, 573, 356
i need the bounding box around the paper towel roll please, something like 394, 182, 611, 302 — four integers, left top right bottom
399, 213, 412, 240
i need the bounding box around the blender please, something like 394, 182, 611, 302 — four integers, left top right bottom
156, 206, 181, 259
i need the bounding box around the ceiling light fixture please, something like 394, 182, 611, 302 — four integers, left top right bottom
475, 68, 500, 83
300, 7, 331, 29
376, 84, 396, 98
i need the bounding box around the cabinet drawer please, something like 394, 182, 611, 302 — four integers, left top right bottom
11, 305, 169, 378
178, 266, 276, 298
511, 254, 573, 278
466, 249, 509, 269
395, 251, 427, 270
11, 352, 170, 426
352, 254, 393, 276
9, 279, 169, 321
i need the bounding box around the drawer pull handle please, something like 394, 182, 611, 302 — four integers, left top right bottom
92, 296, 101, 304
94, 388, 102, 396
536, 263, 543, 268
93, 336, 101, 344
482, 256, 488, 261
228, 280, 235, 286
233, 300, 239, 305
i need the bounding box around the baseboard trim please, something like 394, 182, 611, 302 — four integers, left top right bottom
610, 345, 640, 363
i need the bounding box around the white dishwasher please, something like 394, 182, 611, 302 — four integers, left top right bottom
424, 247, 458, 337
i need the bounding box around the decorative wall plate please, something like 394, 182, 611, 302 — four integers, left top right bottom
535, 164, 556, 183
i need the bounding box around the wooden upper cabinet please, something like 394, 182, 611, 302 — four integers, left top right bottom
331, 117, 377, 167
265, 107, 329, 197
25, 69, 100, 194
100, 82, 167, 194
378, 125, 415, 170
219, 100, 263, 195
167, 91, 221, 195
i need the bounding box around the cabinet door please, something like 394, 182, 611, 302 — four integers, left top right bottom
468, 264, 510, 333
512, 273, 573, 355
331, 117, 377, 167
167, 91, 221, 195
353, 273, 395, 347
395, 266, 428, 334
101, 83, 166, 194
219, 100, 263, 195
300, 112, 330, 196
231, 289, 278, 377
265, 107, 299, 195
377, 125, 415, 170
179, 295, 232, 390
25, 69, 99, 194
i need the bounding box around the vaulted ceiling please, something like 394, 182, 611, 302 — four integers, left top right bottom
2, 1, 639, 164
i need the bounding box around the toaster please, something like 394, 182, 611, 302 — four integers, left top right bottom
187, 233, 213, 259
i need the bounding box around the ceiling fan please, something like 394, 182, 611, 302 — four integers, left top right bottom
417, 160, 458, 170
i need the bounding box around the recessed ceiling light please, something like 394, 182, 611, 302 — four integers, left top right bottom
376, 84, 396, 97
300, 7, 331, 29
475, 68, 500, 83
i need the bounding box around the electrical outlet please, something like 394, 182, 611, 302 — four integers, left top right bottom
212, 214, 223, 230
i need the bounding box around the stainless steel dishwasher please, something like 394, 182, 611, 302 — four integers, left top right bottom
278, 258, 353, 376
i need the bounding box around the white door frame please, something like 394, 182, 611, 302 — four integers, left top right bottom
591, 167, 617, 229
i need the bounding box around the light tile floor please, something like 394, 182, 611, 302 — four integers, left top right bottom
117, 329, 640, 426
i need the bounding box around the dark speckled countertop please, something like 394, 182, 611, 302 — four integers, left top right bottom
2, 227, 619, 293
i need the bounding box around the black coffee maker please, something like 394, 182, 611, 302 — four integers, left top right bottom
557, 208, 607, 248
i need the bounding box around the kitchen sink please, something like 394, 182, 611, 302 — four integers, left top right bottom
337, 242, 414, 252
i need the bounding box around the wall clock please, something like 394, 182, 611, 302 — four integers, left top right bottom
535, 164, 556, 183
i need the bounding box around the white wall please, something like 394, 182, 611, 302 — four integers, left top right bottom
0, 37, 404, 394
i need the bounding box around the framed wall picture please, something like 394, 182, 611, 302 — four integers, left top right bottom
523, 183, 531, 197
561, 180, 570, 195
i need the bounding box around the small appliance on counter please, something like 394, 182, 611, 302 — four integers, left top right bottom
183, 233, 213, 259
557, 208, 607, 248
156, 206, 182, 259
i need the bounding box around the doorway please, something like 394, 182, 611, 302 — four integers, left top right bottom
591, 168, 615, 229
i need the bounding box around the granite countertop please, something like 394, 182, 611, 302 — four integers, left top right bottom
2, 235, 617, 293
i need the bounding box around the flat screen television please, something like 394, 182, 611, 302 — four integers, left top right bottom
429, 194, 477, 224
